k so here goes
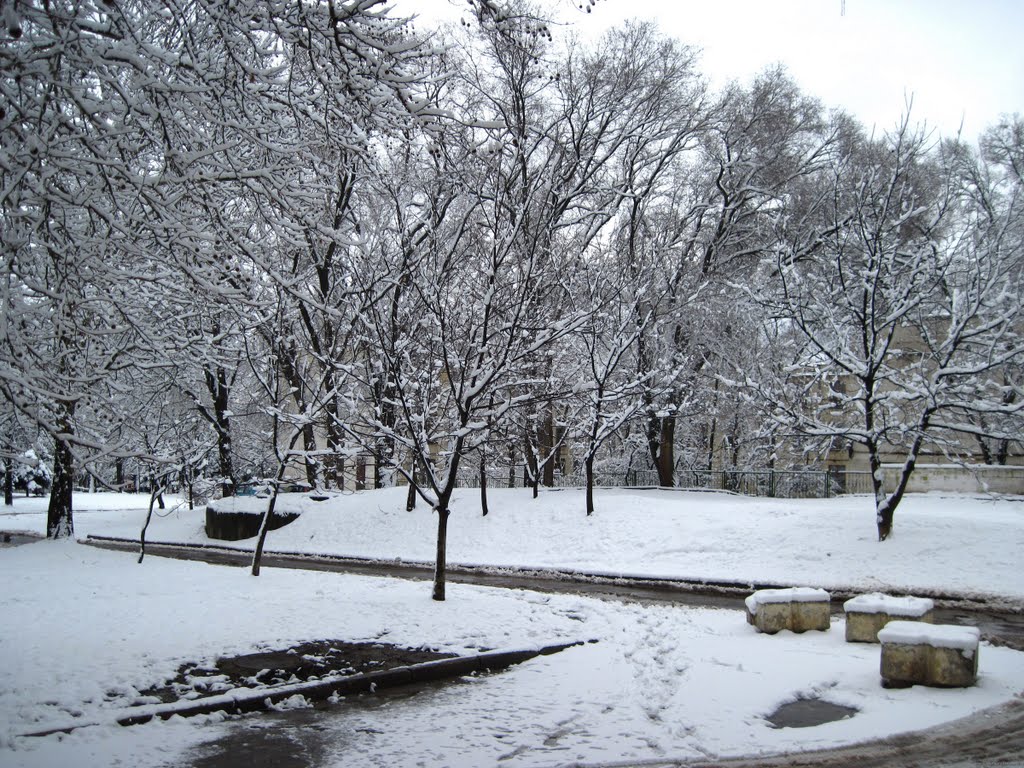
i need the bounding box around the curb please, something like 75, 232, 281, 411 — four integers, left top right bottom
82, 534, 1022, 613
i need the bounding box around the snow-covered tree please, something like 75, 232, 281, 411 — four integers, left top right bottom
619, 67, 839, 484
0, 0, 433, 537
753, 115, 1024, 540
943, 116, 1024, 465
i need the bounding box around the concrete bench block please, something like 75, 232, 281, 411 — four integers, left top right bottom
843, 593, 935, 643
878, 621, 980, 688
745, 588, 831, 634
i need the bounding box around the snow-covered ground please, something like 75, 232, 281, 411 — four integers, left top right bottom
2, 488, 1023, 767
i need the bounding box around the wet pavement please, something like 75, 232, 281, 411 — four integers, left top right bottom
678, 698, 1024, 768
188, 680, 458, 768
0, 531, 43, 547
766, 698, 859, 729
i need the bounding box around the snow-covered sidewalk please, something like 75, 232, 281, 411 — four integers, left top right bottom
1, 488, 1023, 767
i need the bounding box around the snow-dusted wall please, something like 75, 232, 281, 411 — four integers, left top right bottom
882, 464, 1024, 494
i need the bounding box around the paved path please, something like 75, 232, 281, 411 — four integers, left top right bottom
84, 536, 1024, 767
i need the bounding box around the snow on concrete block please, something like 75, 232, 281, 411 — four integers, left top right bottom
843, 593, 935, 643
878, 621, 980, 688
744, 587, 831, 634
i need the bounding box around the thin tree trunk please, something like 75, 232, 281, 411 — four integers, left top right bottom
251, 445, 298, 575
406, 456, 418, 510
324, 385, 347, 490
996, 439, 1010, 466
374, 398, 395, 490
541, 412, 555, 487
430, 432, 468, 601
705, 418, 717, 471
432, 506, 450, 601
301, 423, 319, 487
138, 483, 164, 564
251, 483, 281, 576
479, 449, 488, 516
276, 340, 321, 489
523, 429, 539, 496
3, 455, 12, 506
585, 454, 595, 516
252, 418, 305, 575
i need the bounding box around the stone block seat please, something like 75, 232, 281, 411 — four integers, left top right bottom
745, 587, 831, 634
843, 593, 935, 643
878, 621, 980, 688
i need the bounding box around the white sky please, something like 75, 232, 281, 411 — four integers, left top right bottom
399, 0, 1024, 141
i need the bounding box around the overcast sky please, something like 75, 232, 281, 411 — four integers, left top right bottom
400, 0, 1024, 141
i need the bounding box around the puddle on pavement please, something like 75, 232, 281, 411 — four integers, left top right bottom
767, 697, 858, 728
0, 532, 40, 548
187, 676, 464, 768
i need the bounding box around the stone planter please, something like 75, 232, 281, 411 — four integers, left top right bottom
745, 587, 831, 634
843, 593, 934, 643
205, 505, 300, 541
878, 621, 980, 688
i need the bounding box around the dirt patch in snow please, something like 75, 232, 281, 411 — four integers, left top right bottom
140, 640, 456, 703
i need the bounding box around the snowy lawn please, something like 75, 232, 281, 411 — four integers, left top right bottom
1, 488, 1023, 767
6, 486, 1022, 603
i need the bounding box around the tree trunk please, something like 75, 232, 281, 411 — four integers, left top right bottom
205, 365, 235, 498
374, 397, 395, 490
648, 414, 676, 487
301, 423, 319, 488
432, 506, 450, 601
276, 340, 321, 489
996, 438, 1010, 466
541, 412, 555, 488
3, 455, 12, 506
138, 484, 164, 564
251, 436, 299, 575
355, 456, 366, 490
47, 422, 75, 539
479, 450, 488, 516
705, 418, 717, 472
876, 435, 926, 541
865, 434, 889, 539
585, 454, 595, 516
251, 483, 281, 576
324, 384, 347, 490
523, 429, 538, 494
406, 478, 417, 511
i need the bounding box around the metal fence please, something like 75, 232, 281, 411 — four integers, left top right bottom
672, 469, 875, 498
458, 467, 874, 499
